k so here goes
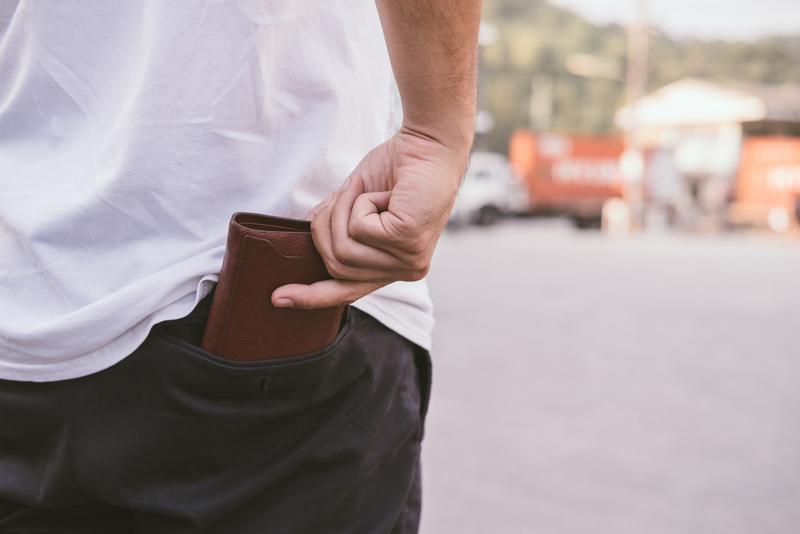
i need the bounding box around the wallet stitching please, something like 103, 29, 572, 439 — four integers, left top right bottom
217, 235, 250, 357
235, 213, 310, 233
243, 223, 306, 233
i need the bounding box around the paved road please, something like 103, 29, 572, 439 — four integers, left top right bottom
419, 219, 800, 534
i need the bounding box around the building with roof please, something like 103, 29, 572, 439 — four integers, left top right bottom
614, 78, 800, 229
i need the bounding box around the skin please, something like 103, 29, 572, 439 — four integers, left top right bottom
272, 0, 483, 310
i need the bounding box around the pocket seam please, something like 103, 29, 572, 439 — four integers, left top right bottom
154, 313, 354, 374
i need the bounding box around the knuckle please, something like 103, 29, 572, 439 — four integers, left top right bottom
348, 218, 370, 241
413, 265, 430, 280
401, 268, 427, 282
331, 241, 358, 267
330, 239, 345, 260
403, 237, 428, 257
398, 258, 429, 282
409, 255, 430, 274
300, 299, 320, 310
321, 256, 343, 278
326, 264, 347, 280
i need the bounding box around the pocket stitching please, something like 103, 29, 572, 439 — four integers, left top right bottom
154, 314, 354, 374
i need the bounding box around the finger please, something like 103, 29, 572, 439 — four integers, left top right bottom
326, 176, 402, 273
272, 279, 390, 309
306, 191, 334, 222
309, 190, 336, 262
346, 191, 397, 247
345, 186, 442, 265
309, 191, 395, 280
346, 218, 429, 272
345, 192, 424, 264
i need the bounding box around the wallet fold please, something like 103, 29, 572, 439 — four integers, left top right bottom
200, 213, 345, 361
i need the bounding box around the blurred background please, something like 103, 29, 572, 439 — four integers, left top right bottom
420, 0, 800, 532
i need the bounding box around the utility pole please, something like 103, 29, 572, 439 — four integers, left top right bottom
529, 75, 553, 132
623, 0, 649, 229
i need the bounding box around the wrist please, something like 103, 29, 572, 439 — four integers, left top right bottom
400, 112, 475, 159
396, 123, 473, 189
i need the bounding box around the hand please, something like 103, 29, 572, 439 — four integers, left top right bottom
271, 126, 470, 309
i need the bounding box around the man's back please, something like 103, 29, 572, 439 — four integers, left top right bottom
0, 0, 432, 381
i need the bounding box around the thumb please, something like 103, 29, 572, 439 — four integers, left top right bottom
272, 279, 389, 309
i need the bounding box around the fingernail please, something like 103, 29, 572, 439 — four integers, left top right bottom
338, 176, 351, 191
274, 298, 295, 308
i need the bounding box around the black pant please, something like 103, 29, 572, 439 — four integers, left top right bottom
0, 304, 431, 534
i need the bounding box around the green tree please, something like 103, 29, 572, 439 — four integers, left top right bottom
479, 0, 800, 154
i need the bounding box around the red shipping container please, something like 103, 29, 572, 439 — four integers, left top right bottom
733, 137, 800, 217
509, 129, 624, 217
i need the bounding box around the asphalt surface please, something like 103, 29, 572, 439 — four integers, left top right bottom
419, 218, 800, 534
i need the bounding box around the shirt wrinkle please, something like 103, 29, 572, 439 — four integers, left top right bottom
0, 218, 75, 311
208, 55, 251, 108
89, 183, 162, 239
213, 129, 271, 144
147, 189, 205, 242
30, 33, 101, 132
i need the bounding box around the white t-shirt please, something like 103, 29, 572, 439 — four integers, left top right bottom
0, 0, 434, 382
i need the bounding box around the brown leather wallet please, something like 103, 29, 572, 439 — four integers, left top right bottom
200, 213, 346, 361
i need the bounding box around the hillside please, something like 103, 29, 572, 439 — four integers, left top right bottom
478, 0, 800, 153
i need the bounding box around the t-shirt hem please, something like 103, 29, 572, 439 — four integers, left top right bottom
352, 298, 433, 351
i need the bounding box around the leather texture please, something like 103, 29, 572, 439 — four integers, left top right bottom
200, 213, 345, 361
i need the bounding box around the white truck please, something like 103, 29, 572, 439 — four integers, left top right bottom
448, 152, 528, 226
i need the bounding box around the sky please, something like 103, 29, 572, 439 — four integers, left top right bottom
547, 0, 800, 41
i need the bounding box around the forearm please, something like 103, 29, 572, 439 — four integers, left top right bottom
375, 0, 482, 157
273, 1, 482, 309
